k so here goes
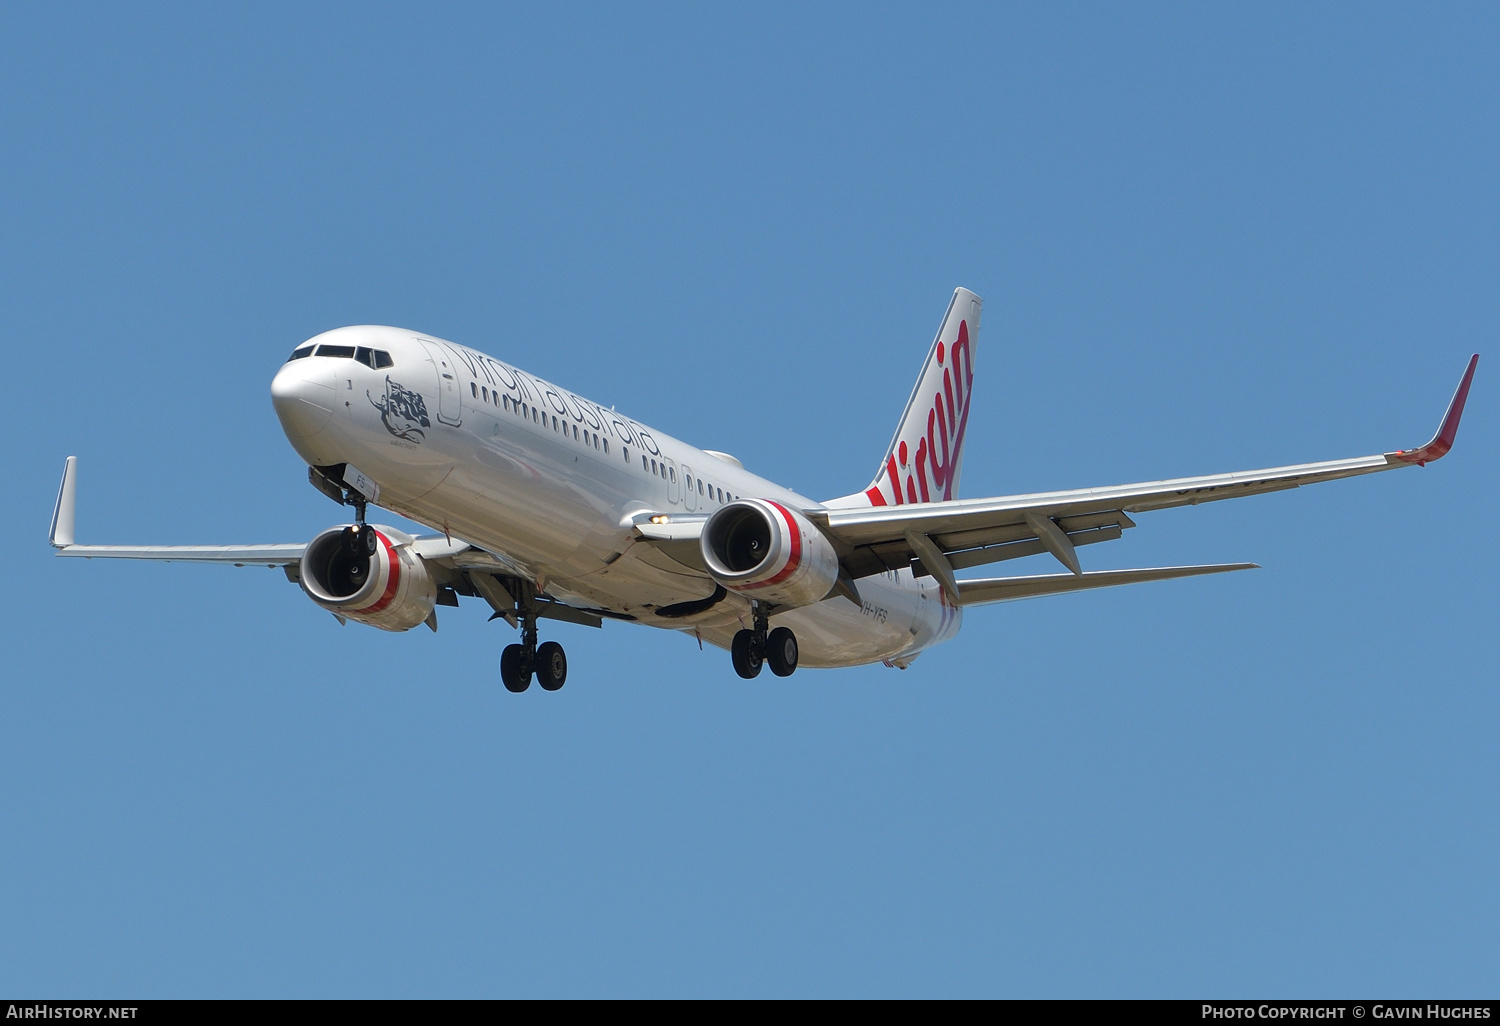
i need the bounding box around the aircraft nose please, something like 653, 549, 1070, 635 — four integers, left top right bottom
271, 358, 336, 444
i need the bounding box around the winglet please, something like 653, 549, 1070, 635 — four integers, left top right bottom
1390, 354, 1479, 465
49, 456, 78, 548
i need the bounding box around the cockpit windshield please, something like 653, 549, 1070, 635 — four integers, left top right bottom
287, 344, 393, 369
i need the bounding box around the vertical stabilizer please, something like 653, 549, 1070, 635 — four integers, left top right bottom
827, 288, 981, 508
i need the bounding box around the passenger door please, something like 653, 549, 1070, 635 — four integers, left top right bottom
415, 338, 463, 426
664, 457, 681, 505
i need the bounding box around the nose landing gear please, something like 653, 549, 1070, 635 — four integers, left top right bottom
731, 603, 798, 679
498, 582, 568, 693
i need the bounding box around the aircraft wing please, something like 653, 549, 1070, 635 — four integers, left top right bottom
811, 355, 1478, 593
53, 543, 307, 565
46, 455, 608, 626
47, 456, 518, 576
48, 458, 304, 564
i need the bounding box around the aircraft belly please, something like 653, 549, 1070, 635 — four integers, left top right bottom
777, 601, 914, 666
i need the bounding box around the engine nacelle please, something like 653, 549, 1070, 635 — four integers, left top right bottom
299, 524, 437, 632
701, 499, 841, 609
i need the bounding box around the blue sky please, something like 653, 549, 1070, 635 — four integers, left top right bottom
1, 3, 1496, 997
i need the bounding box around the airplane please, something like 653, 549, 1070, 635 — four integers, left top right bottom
49, 288, 1478, 692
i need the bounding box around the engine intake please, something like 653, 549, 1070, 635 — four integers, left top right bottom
701, 499, 840, 609
300, 524, 437, 632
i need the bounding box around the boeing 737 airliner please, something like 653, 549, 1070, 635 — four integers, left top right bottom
49, 289, 1477, 692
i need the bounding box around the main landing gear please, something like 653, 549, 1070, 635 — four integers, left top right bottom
731, 603, 798, 679
499, 584, 567, 693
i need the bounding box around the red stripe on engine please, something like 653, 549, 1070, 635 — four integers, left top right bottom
362, 532, 402, 614
741, 501, 802, 590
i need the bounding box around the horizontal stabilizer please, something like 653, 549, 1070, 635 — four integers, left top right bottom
956, 563, 1258, 606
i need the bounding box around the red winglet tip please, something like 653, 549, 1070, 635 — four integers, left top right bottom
1392, 354, 1478, 465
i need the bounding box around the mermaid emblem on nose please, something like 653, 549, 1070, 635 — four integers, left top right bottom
368, 377, 432, 442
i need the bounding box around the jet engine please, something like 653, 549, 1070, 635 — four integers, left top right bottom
701, 499, 840, 609
299, 524, 438, 631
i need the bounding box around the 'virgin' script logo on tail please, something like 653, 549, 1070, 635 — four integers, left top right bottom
865, 318, 975, 506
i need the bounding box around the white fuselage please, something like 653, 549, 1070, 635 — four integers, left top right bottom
270, 326, 962, 667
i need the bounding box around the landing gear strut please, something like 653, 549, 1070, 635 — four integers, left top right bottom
732, 603, 798, 679
499, 581, 568, 693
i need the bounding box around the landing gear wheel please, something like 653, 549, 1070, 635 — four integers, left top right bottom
766, 626, 798, 677
535, 641, 567, 691
732, 629, 764, 679
500, 644, 532, 693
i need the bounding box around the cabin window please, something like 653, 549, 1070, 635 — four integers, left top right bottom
669, 468, 675, 483
573, 424, 579, 440
481, 387, 489, 403
470, 382, 478, 398
718, 488, 724, 502
642, 455, 648, 471
604, 439, 609, 454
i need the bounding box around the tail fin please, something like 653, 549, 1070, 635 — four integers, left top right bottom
828, 288, 982, 508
